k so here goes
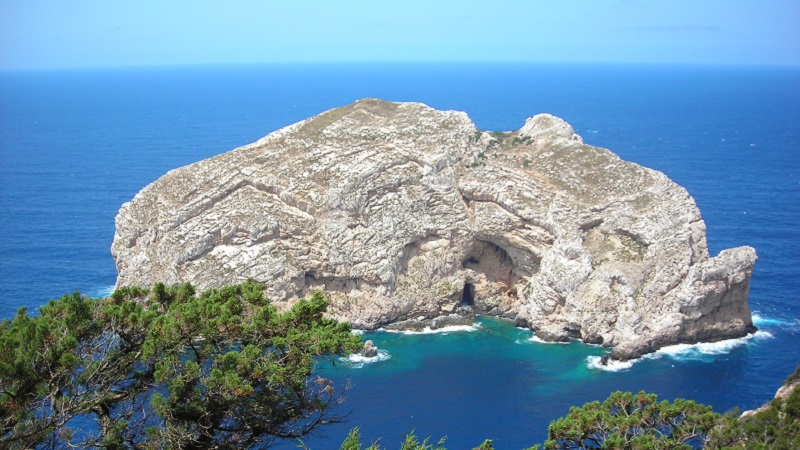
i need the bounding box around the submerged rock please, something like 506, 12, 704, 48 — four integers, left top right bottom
112, 99, 757, 361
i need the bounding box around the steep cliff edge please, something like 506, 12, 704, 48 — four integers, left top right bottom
112, 99, 757, 361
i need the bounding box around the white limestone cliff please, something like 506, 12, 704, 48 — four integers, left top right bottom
112, 99, 757, 361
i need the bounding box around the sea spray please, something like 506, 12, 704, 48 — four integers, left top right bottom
380, 324, 480, 335
515, 334, 571, 345
752, 313, 798, 328
340, 349, 392, 369
586, 330, 774, 371
586, 356, 635, 372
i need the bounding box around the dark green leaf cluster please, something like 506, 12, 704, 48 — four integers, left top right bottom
337, 428, 541, 450
338, 427, 451, 450
543, 391, 720, 449
0, 281, 362, 449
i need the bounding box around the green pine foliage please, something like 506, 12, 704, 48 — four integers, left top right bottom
2, 280, 798, 450
539, 380, 800, 450
543, 391, 720, 449
0, 280, 362, 449
340, 427, 381, 450
338, 429, 448, 450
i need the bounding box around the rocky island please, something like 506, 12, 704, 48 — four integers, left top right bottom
112, 99, 756, 362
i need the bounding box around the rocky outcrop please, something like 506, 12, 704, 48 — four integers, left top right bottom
361, 340, 379, 358
112, 99, 757, 361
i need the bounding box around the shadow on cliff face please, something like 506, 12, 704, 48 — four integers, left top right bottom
461, 283, 475, 306
461, 239, 536, 315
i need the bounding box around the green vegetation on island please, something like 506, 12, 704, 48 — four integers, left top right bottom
1, 282, 797, 449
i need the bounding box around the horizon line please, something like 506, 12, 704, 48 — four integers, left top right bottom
3, 59, 800, 73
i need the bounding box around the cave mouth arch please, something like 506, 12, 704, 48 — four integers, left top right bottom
459, 239, 537, 311
462, 239, 518, 287
461, 283, 475, 306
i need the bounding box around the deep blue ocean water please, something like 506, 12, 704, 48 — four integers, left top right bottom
1, 63, 798, 448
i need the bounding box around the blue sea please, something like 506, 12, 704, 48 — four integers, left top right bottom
1, 63, 798, 448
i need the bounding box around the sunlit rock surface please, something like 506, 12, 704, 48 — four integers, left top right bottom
112, 99, 756, 361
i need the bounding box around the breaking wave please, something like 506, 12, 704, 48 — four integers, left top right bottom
381, 324, 479, 335
752, 313, 797, 328
339, 349, 392, 368
90, 285, 116, 298
587, 330, 774, 372
515, 334, 570, 345
653, 330, 773, 359
586, 356, 635, 372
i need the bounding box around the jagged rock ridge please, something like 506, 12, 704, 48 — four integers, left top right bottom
112, 99, 757, 361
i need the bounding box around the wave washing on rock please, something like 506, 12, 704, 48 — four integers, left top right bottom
380, 324, 479, 335
340, 349, 392, 369
586, 355, 637, 372
516, 334, 571, 345
112, 99, 757, 363
752, 313, 798, 328
90, 285, 117, 298
587, 330, 774, 372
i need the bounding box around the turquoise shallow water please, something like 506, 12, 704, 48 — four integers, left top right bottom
1, 63, 798, 448
305, 316, 780, 448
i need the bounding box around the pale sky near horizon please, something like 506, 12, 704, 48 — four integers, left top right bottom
1, 0, 798, 70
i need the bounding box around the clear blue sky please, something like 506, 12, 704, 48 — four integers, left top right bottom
1, 0, 798, 70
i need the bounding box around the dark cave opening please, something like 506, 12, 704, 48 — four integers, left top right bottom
462, 240, 518, 288
461, 283, 475, 306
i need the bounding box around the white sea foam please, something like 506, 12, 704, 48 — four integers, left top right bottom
350, 329, 365, 335
653, 330, 773, 359
587, 331, 773, 371
586, 355, 635, 372
92, 285, 116, 298
381, 324, 479, 335
752, 314, 795, 328
340, 349, 391, 368
516, 335, 570, 345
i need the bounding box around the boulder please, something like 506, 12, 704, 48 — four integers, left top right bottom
361, 340, 378, 358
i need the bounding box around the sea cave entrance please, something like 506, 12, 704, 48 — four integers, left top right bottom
459, 239, 537, 311
461, 283, 475, 306
462, 240, 518, 288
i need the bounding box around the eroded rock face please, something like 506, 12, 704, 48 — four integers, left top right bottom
112, 99, 757, 361
361, 340, 379, 358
